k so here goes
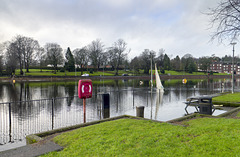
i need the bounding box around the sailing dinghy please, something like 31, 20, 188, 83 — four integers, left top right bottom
155, 64, 164, 92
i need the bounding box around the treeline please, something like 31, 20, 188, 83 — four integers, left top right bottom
0, 35, 239, 76
0, 35, 129, 76
131, 50, 240, 75
130, 49, 198, 74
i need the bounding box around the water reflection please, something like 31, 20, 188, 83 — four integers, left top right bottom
0, 78, 240, 151
1, 78, 238, 103
155, 90, 164, 119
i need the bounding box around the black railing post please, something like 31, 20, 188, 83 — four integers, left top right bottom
8, 103, 12, 142
133, 88, 135, 108
52, 98, 54, 130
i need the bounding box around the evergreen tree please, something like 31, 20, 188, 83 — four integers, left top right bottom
199, 57, 211, 73
163, 54, 171, 70
65, 47, 75, 72
181, 54, 197, 73
171, 55, 181, 71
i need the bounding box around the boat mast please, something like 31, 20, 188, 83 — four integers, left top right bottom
150, 52, 153, 88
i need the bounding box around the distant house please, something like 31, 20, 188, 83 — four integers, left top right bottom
208, 62, 240, 74
209, 63, 222, 73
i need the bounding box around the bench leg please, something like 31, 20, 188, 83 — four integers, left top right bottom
185, 105, 189, 114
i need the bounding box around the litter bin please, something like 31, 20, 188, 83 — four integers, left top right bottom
198, 97, 212, 115
102, 93, 110, 118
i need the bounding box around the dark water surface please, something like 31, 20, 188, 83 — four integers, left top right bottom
0, 78, 240, 151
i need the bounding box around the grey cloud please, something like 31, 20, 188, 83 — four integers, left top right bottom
0, 0, 234, 59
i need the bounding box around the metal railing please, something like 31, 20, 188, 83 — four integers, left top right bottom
0, 88, 149, 147
0, 95, 98, 146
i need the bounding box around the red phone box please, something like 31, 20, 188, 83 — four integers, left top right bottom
78, 79, 93, 99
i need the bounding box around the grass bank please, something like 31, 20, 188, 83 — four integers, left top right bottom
164, 70, 229, 76
13, 69, 229, 77
15, 69, 117, 76
42, 118, 240, 156
213, 92, 240, 107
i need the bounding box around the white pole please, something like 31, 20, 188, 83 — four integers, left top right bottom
150, 53, 153, 87
230, 42, 237, 93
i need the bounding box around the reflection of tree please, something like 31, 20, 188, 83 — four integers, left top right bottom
0, 84, 3, 100
25, 83, 32, 100
11, 100, 36, 121
4, 83, 18, 102
19, 83, 23, 102
46, 83, 63, 98
173, 87, 180, 100
64, 82, 75, 106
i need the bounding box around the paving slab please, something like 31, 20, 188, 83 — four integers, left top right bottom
0, 141, 63, 157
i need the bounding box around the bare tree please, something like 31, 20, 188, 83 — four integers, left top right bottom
155, 48, 165, 68
101, 51, 109, 71
5, 35, 40, 75
8, 35, 25, 75
0, 42, 7, 74
73, 47, 89, 75
24, 37, 39, 72
88, 39, 104, 71
106, 48, 117, 71
35, 47, 46, 72
111, 39, 129, 75
207, 0, 240, 42
5, 42, 18, 75
0, 42, 5, 56
45, 43, 64, 74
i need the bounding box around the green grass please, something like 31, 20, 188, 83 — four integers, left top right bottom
14, 69, 132, 76
42, 118, 240, 157
237, 112, 240, 117
12, 69, 229, 77
164, 70, 229, 76
213, 92, 240, 103
212, 92, 240, 107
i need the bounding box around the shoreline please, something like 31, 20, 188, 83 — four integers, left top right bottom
0, 74, 237, 82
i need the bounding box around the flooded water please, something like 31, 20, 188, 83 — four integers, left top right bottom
0, 78, 240, 151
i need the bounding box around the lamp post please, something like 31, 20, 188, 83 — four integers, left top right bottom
230, 42, 237, 93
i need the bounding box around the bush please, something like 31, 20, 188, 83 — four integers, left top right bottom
60, 68, 65, 72
209, 71, 213, 75
89, 69, 93, 74
161, 69, 165, 74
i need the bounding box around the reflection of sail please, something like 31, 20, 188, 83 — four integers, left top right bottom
155, 64, 164, 92
154, 64, 164, 119
155, 89, 164, 119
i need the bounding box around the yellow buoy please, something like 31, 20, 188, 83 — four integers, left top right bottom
182, 79, 187, 84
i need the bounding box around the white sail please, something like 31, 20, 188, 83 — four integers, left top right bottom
155, 64, 164, 92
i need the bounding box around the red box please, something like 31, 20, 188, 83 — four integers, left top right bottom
78, 79, 93, 99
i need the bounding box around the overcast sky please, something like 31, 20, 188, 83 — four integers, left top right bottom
0, 0, 238, 60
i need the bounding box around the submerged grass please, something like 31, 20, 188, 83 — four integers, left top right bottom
42, 118, 240, 157
213, 92, 240, 107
